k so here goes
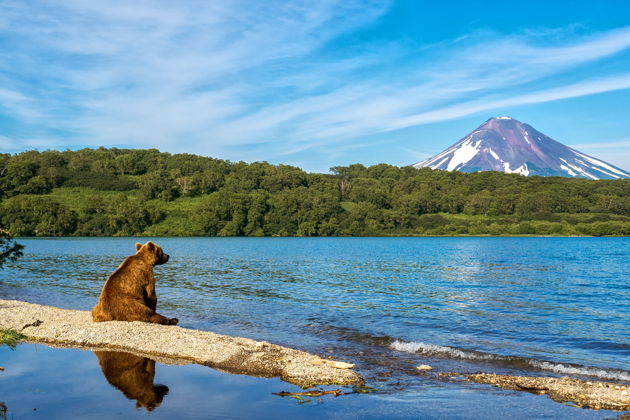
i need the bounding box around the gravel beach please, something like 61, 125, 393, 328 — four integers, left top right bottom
0, 299, 363, 388
3, 299, 629, 414
466, 373, 630, 411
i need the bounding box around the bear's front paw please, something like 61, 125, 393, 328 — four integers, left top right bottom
169, 318, 179, 326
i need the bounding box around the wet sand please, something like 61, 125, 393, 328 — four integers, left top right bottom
0, 299, 363, 388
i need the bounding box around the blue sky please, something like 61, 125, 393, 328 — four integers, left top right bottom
1, 0, 630, 172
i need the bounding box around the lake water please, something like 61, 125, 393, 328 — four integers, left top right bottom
1, 237, 629, 418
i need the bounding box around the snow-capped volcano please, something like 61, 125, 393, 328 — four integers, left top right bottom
413, 117, 630, 179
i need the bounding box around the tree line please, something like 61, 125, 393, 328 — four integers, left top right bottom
1, 148, 629, 237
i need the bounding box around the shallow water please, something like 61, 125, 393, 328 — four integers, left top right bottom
0, 344, 621, 419
1, 237, 629, 418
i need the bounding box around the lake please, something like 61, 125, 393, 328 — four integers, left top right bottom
1, 237, 629, 419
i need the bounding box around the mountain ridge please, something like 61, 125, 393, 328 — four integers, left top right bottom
413, 117, 630, 180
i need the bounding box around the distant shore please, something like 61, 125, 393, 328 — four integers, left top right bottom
2, 149, 629, 238
0, 299, 363, 388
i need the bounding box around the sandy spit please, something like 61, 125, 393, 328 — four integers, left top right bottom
467, 373, 630, 411
0, 299, 363, 388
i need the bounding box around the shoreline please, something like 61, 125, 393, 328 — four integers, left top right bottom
2, 299, 630, 413
466, 373, 630, 411
0, 299, 363, 388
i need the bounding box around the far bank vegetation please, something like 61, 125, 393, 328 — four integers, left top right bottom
1, 148, 629, 237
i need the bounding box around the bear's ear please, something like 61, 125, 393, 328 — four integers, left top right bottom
146, 241, 155, 251
135, 243, 143, 252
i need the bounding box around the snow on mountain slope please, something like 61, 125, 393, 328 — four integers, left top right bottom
413, 117, 630, 180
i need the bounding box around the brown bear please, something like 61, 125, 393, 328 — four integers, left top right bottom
92, 241, 178, 325
94, 350, 169, 411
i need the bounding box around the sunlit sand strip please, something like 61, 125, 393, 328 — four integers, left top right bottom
0, 299, 363, 388
466, 373, 629, 411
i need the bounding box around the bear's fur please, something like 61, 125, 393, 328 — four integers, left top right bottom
92, 241, 178, 325
95, 351, 169, 411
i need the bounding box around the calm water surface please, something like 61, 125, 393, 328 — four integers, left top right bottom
1, 237, 629, 418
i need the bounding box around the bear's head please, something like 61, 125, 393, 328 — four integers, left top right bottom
135, 241, 169, 265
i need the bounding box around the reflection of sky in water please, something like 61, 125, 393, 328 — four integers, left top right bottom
1, 343, 615, 420
1, 237, 629, 374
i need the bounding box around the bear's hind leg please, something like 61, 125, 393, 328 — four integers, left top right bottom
102, 299, 177, 325
113, 301, 156, 323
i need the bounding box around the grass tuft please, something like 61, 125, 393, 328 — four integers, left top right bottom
0, 329, 25, 349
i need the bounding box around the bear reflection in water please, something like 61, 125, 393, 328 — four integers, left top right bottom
94, 351, 169, 411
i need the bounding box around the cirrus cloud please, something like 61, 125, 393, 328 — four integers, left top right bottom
0, 1, 629, 171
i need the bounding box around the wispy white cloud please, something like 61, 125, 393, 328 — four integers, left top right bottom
387, 73, 630, 132
0, 1, 629, 167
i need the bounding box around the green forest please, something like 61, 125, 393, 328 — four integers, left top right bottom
1, 148, 629, 237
